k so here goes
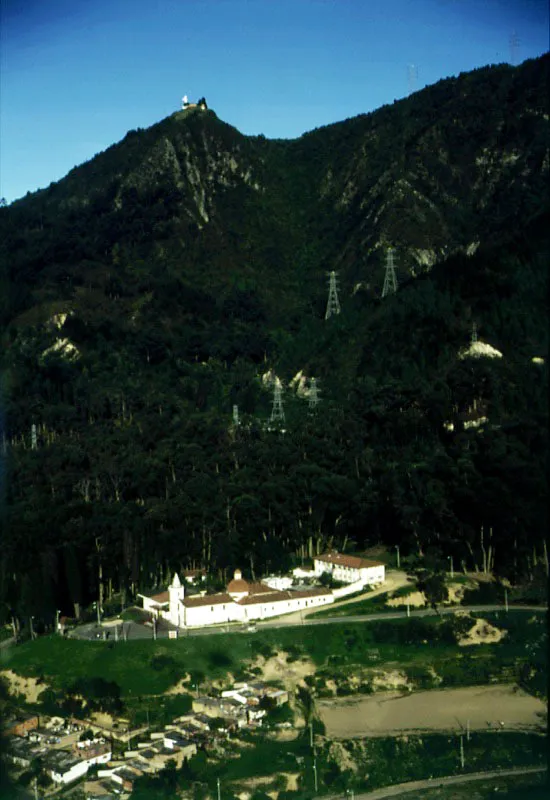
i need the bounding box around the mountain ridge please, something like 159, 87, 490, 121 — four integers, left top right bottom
0, 55, 548, 628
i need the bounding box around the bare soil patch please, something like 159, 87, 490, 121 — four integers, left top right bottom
318, 685, 545, 738
164, 675, 191, 694
0, 669, 47, 703
371, 668, 410, 691
459, 617, 506, 646
258, 651, 315, 689
386, 591, 426, 608
236, 772, 299, 799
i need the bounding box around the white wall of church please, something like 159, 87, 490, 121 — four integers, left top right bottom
242, 593, 333, 621
184, 602, 244, 627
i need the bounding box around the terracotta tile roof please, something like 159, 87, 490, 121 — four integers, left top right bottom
150, 591, 170, 604
246, 582, 274, 595
183, 593, 232, 608
314, 552, 385, 569
238, 587, 331, 606
227, 578, 249, 593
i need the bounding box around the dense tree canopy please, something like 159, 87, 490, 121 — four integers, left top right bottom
0, 55, 548, 631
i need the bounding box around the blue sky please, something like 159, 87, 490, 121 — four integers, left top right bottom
1, 0, 548, 203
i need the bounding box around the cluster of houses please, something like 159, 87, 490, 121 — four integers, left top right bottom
5, 680, 290, 798
139, 552, 386, 629
5, 714, 112, 789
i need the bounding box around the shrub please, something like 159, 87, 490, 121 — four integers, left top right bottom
207, 649, 233, 669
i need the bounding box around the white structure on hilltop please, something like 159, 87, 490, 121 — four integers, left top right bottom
140, 568, 333, 628
181, 94, 208, 111
313, 553, 385, 585
139, 555, 386, 630
168, 573, 185, 627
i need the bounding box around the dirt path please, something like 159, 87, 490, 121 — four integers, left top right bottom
318, 685, 546, 738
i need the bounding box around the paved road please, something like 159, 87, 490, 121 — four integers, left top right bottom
341, 765, 547, 799
67, 603, 546, 642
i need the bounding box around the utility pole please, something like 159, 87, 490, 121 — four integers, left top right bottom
325, 271, 341, 319
466, 719, 470, 741
382, 248, 398, 298
313, 757, 318, 792
406, 601, 410, 618
269, 378, 285, 429
459, 734, 465, 769
309, 722, 314, 749
504, 588, 508, 613
217, 777, 221, 800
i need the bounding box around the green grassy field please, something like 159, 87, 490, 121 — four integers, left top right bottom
2, 611, 545, 704
310, 584, 414, 617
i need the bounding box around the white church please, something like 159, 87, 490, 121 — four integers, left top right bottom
138, 553, 385, 629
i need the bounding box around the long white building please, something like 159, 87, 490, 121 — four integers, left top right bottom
139, 569, 334, 628
313, 552, 385, 585
139, 553, 385, 629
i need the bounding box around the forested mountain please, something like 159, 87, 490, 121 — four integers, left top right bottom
0, 55, 548, 630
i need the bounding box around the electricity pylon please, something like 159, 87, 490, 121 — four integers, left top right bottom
269, 378, 285, 428
382, 248, 398, 298
325, 271, 341, 319
308, 378, 320, 411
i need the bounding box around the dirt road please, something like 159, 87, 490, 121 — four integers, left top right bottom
318, 684, 547, 738
343, 766, 547, 799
